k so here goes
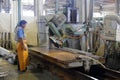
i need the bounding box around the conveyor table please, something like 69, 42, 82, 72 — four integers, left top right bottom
29, 47, 105, 68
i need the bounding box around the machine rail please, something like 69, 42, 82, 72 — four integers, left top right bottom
72, 66, 120, 80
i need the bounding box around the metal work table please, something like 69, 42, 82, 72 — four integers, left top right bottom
29, 47, 105, 69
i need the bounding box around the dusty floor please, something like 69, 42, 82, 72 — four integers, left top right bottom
0, 58, 61, 80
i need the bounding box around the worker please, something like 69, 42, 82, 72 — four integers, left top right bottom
15, 20, 29, 72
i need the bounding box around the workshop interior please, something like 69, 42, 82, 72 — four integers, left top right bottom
0, 0, 120, 80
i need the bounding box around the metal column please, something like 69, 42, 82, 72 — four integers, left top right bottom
76, 0, 85, 23
55, 0, 59, 14
88, 0, 93, 22
11, 0, 18, 32
36, 0, 49, 47
116, 0, 120, 15
84, 0, 87, 22
34, 0, 37, 16
10, 0, 19, 50
18, 0, 21, 21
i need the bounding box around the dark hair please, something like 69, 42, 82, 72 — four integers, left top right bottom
14, 20, 27, 32
18, 20, 27, 27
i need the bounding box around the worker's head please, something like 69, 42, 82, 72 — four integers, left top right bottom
19, 20, 27, 28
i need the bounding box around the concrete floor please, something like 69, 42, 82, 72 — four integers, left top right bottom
0, 58, 61, 80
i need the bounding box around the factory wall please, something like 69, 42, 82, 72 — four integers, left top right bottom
23, 17, 38, 46
0, 13, 11, 32
0, 13, 38, 50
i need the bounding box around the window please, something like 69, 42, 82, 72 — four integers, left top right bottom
94, 0, 116, 17
22, 0, 34, 16
0, 0, 11, 13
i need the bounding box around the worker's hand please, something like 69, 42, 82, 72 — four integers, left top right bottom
23, 44, 28, 51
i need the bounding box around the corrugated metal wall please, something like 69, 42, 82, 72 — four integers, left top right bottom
0, 13, 11, 32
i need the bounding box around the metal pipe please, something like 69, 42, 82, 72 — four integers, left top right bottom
36, 0, 40, 46
34, 0, 37, 16
0, 0, 3, 12
18, 0, 21, 21
116, 0, 119, 15
72, 0, 75, 8
88, 0, 93, 22
88, 0, 94, 50
55, 0, 59, 14
84, 0, 87, 22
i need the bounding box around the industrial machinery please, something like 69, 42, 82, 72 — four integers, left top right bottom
43, 13, 104, 72
28, 14, 120, 79
29, 0, 120, 80
48, 14, 66, 48
102, 15, 120, 70
0, 0, 120, 80
46, 12, 120, 71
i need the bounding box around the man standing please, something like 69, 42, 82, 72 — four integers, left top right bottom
15, 20, 28, 72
